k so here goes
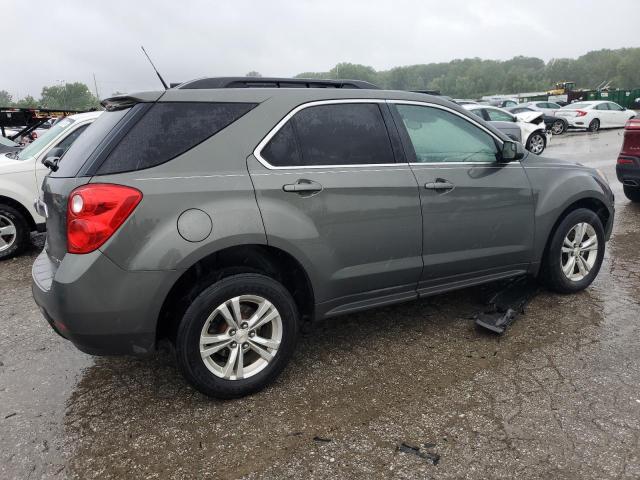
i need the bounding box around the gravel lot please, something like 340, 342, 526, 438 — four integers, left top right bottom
1, 128, 639, 479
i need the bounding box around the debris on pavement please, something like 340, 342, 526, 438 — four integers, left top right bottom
313, 436, 332, 443
397, 442, 441, 465
475, 276, 540, 334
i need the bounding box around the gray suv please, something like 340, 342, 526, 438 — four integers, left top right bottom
32, 79, 615, 398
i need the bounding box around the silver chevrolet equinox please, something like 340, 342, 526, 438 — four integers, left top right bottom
32, 77, 615, 398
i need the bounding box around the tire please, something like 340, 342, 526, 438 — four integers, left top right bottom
588, 119, 600, 132
541, 208, 605, 294
526, 131, 546, 155
0, 204, 30, 261
551, 119, 566, 135
623, 184, 640, 202
175, 273, 299, 399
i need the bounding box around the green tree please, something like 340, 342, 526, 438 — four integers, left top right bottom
15, 95, 38, 108
39, 82, 100, 110
0, 90, 12, 106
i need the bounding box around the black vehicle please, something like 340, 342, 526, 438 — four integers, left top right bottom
506, 106, 568, 135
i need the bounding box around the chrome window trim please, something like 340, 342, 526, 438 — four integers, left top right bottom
253, 99, 399, 170
253, 98, 510, 170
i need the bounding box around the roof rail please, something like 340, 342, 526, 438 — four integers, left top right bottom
174, 77, 379, 90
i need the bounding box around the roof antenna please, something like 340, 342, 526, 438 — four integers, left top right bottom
141, 45, 169, 90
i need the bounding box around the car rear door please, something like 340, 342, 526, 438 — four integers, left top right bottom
594, 103, 611, 127
247, 100, 423, 316
389, 101, 534, 294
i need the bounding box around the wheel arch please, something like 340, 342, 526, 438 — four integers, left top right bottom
156, 244, 315, 343
533, 196, 610, 277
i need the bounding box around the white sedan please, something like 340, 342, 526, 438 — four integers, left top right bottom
556, 101, 636, 132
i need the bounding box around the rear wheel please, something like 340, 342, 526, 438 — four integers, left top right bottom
623, 184, 640, 202
541, 208, 605, 293
526, 132, 546, 155
551, 119, 566, 135
175, 273, 299, 399
588, 119, 600, 132
0, 204, 30, 261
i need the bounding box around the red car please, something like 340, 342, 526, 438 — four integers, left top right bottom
616, 118, 640, 202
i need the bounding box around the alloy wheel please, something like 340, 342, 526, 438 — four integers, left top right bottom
199, 295, 282, 380
0, 214, 17, 253
560, 222, 598, 282
528, 134, 545, 154
551, 120, 565, 135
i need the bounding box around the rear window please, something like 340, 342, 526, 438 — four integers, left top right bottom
96, 102, 256, 175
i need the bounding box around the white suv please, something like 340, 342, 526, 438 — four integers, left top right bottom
0, 111, 101, 259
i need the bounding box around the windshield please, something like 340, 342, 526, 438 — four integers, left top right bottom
15, 117, 75, 160
0, 136, 17, 147
563, 103, 592, 110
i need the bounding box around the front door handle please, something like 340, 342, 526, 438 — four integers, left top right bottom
425, 180, 455, 191
283, 179, 323, 194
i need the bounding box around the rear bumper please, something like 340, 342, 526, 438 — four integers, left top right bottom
616, 157, 640, 186
32, 249, 180, 356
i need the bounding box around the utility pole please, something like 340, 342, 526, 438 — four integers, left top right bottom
93, 73, 100, 100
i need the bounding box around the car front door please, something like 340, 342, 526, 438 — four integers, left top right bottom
390, 101, 535, 294
607, 102, 628, 127
248, 100, 423, 316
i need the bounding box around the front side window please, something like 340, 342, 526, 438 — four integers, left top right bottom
395, 104, 498, 163
261, 103, 394, 167
608, 102, 624, 111
486, 108, 515, 122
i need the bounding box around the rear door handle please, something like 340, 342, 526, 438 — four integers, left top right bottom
283, 179, 323, 194
425, 181, 455, 191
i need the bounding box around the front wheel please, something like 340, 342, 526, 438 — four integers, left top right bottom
175, 273, 299, 399
551, 119, 566, 135
588, 119, 600, 132
623, 184, 640, 202
526, 132, 546, 155
541, 208, 605, 293
0, 204, 30, 261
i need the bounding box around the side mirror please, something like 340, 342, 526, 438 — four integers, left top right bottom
41, 147, 65, 172
499, 141, 525, 162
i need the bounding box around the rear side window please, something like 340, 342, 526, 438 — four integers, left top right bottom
97, 102, 256, 175
261, 103, 394, 167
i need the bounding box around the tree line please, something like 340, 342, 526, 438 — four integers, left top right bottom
2, 47, 640, 108
0, 82, 100, 110
295, 47, 640, 98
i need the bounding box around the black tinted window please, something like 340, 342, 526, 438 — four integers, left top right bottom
262, 103, 394, 167
97, 102, 256, 174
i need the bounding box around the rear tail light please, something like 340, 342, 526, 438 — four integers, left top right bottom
576, 110, 587, 117
617, 157, 634, 165
67, 184, 142, 254
625, 119, 640, 130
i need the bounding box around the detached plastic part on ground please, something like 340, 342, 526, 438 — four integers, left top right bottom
475, 276, 540, 334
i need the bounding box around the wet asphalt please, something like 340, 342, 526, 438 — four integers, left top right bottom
1, 128, 639, 479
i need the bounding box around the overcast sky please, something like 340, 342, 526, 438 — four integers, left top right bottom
4, 0, 640, 99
